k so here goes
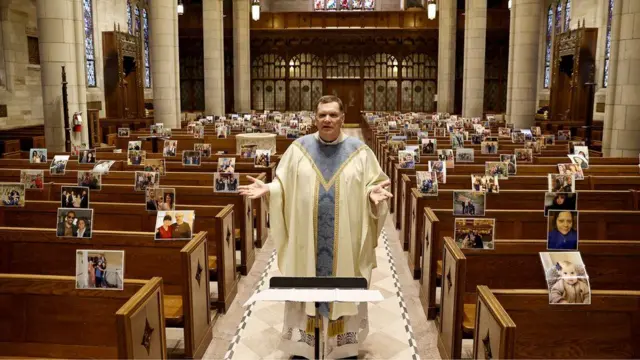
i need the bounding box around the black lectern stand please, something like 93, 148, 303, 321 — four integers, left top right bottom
269, 277, 368, 360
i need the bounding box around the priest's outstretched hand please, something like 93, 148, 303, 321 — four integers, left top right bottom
369, 179, 393, 205
238, 176, 269, 199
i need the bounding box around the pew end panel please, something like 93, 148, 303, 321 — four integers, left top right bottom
437, 237, 467, 360
419, 207, 440, 320
213, 204, 238, 313
180, 231, 214, 359
472, 286, 517, 360
116, 276, 168, 359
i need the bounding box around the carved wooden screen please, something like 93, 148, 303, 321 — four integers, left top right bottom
326, 53, 360, 79
484, 37, 507, 113
289, 53, 323, 111
363, 53, 399, 111
252, 54, 287, 111
179, 38, 204, 111
401, 53, 437, 112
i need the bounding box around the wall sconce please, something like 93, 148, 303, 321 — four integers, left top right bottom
251, 0, 261, 21
427, 0, 437, 20
177, 0, 184, 15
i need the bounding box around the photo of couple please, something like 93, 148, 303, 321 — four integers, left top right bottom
61, 186, 90, 209
78, 149, 96, 164
146, 188, 176, 212
155, 210, 195, 240
30, 148, 47, 163
56, 208, 94, 238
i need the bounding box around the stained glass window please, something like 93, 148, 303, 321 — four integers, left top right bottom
127, 0, 133, 34
314, 0, 373, 10
251, 54, 287, 110
544, 5, 553, 89
135, 6, 140, 35
564, 0, 571, 31
83, 0, 96, 87
143, 8, 151, 88
326, 54, 359, 78
603, 0, 614, 88
401, 53, 437, 112
555, 1, 562, 34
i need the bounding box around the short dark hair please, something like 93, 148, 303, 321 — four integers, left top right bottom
315, 95, 344, 113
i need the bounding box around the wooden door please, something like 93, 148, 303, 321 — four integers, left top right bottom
325, 79, 362, 124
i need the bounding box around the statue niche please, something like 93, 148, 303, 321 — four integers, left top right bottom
102, 28, 145, 119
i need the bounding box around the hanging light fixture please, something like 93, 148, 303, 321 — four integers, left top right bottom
251, 0, 261, 21
427, 0, 437, 20
508, 0, 512, 10
177, 0, 184, 15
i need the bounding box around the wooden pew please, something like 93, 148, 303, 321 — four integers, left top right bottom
0, 229, 213, 359
0, 200, 237, 314
438, 237, 640, 359
417, 206, 640, 321
0, 274, 166, 359
473, 286, 640, 359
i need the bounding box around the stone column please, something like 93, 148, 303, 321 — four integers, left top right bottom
204, 0, 225, 115
508, 0, 541, 129
149, 0, 179, 128
36, 0, 87, 152
436, 0, 456, 114
72, 0, 88, 146
461, 0, 486, 118
505, 0, 516, 122
174, 6, 181, 123
233, 0, 251, 113
602, 0, 640, 157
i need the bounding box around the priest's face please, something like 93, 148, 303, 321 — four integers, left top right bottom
316, 101, 344, 142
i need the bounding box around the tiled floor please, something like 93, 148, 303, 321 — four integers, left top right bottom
201, 129, 441, 360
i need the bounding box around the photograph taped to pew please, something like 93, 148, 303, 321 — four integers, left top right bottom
437, 149, 455, 168
498, 127, 511, 138
544, 134, 556, 146
50, 155, 70, 175
143, 158, 166, 176
470, 134, 484, 145
146, 188, 175, 212
471, 174, 499, 193
568, 140, 585, 154
547, 210, 579, 250
456, 148, 474, 163
398, 150, 415, 169
194, 124, 205, 139
481, 141, 499, 155
155, 210, 194, 240
77, 171, 102, 191
0, 183, 25, 207
218, 157, 236, 173
557, 129, 572, 141
428, 160, 447, 184
194, 143, 212, 158
485, 161, 508, 180
61, 186, 90, 209
525, 140, 542, 155
416, 171, 438, 196
255, 149, 271, 168
531, 126, 542, 137
515, 148, 533, 163
127, 150, 146, 166
388, 140, 406, 156
434, 127, 447, 137
30, 148, 47, 163
548, 173, 576, 193
544, 192, 577, 216
134, 171, 160, 192
128, 141, 142, 151
450, 132, 465, 150
78, 149, 96, 164
568, 153, 589, 170
214, 172, 240, 192
407, 145, 420, 163
454, 218, 495, 250
500, 154, 517, 175
240, 144, 258, 158
286, 128, 300, 139
93, 160, 115, 175
56, 208, 94, 238
117, 127, 130, 138
420, 138, 437, 155
76, 249, 124, 290
558, 163, 584, 181
540, 251, 590, 305
511, 131, 525, 144
163, 140, 177, 157
182, 150, 201, 166
20, 169, 44, 190
453, 191, 486, 216
216, 125, 228, 139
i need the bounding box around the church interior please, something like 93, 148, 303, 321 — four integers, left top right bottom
1, 0, 639, 359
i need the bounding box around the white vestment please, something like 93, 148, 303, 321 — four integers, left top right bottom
267, 132, 389, 358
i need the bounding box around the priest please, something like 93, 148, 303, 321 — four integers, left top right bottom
239, 95, 391, 359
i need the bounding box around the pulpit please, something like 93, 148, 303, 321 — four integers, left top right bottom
102, 28, 145, 119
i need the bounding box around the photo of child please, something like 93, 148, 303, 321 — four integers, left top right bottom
218, 157, 236, 173
0, 183, 25, 207
547, 210, 579, 250
20, 170, 44, 190
540, 252, 590, 305
558, 163, 584, 181
76, 250, 124, 290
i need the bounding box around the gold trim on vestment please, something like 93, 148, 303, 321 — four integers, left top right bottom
293, 142, 367, 191
305, 316, 345, 337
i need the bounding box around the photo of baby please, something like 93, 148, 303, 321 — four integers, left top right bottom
155, 211, 195, 240
61, 186, 90, 209
0, 183, 25, 207
453, 191, 486, 216
416, 171, 438, 196
214, 173, 240, 193
454, 218, 495, 250
30, 148, 47, 163
134, 171, 160, 192
547, 210, 579, 250
540, 252, 590, 305
255, 149, 271, 168
56, 208, 94, 238
50, 155, 70, 175
76, 250, 124, 290
77, 171, 101, 190
20, 170, 44, 190
146, 188, 176, 211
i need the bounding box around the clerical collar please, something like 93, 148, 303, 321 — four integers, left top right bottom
315, 132, 346, 145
